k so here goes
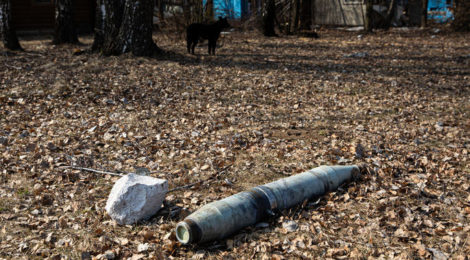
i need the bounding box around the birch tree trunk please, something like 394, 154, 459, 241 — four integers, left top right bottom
92, 0, 159, 56
116, 0, 160, 56
100, 0, 125, 55
53, 0, 79, 44
0, 0, 22, 50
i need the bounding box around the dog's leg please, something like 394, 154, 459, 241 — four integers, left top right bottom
191, 39, 197, 55
210, 39, 217, 55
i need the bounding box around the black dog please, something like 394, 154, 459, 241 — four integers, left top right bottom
186, 17, 230, 55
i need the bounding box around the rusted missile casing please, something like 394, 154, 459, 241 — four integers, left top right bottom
175, 165, 360, 244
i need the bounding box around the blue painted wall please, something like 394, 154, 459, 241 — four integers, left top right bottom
428, 0, 454, 22
203, 0, 247, 19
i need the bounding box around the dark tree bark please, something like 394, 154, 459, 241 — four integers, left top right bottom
452, 0, 470, 31
204, 0, 214, 21
100, 0, 125, 55
290, 0, 300, 34
383, 0, 397, 30
311, 0, 315, 29
156, 0, 164, 22
421, 0, 428, 27
92, 0, 159, 56
116, 0, 160, 56
91, 0, 104, 51
364, 0, 374, 32
92, 0, 124, 53
298, 0, 312, 31
0, 0, 22, 50
53, 0, 79, 44
262, 0, 276, 36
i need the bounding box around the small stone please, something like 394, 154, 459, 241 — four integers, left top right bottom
45, 233, 56, 244
137, 243, 149, 253
102, 250, 115, 260
426, 248, 447, 260
105, 173, 168, 225
282, 220, 298, 232
435, 122, 444, 131
55, 239, 67, 247
19, 242, 28, 252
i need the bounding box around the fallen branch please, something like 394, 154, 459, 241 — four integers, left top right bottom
60, 166, 124, 177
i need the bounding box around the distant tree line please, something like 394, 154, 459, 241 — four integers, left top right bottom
1, 0, 469, 54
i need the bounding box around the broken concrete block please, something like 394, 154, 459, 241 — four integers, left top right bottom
105, 173, 168, 225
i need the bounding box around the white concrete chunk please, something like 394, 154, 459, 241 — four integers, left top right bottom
105, 173, 168, 225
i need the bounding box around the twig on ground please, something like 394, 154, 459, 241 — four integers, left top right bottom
168, 164, 233, 193
60, 164, 232, 192
60, 166, 124, 177
5, 64, 22, 70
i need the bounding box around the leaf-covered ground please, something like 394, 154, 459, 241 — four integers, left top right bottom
1, 28, 469, 259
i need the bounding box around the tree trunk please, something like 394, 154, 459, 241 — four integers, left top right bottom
204, 0, 214, 21
452, 0, 470, 31
298, 0, 311, 30
91, 0, 104, 51
93, 0, 159, 56
157, 0, 164, 22
0, 0, 22, 50
290, 0, 300, 34
117, 0, 159, 56
262, 0, 276, 36
364, 0, 374, 32
100, 0, 124, 55
311, 0, 315, 29
53, 0, 79, 44
421, 0, 428, 27
383, 0, 397, 30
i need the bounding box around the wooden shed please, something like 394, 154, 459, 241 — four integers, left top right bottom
314, 0, 367, 26
11, 0, 95, 32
